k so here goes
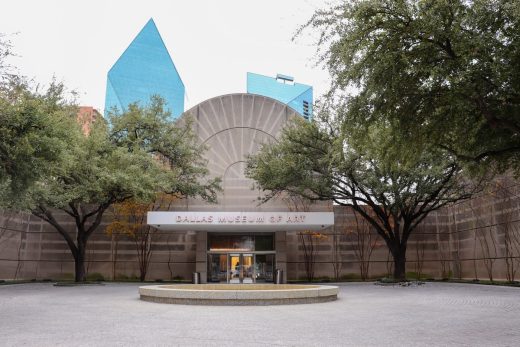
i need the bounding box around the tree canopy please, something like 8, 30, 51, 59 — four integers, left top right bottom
300, 0, 520, 172
0, 36, 74, 202
246, 114, 482, 280
109, 97, 220, 201
20, 97, 220, 281
0, 35, 220, 281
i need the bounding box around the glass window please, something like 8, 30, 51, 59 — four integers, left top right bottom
208, 234, 274, 251
255, 235, 274, 251
208, 254, 228, 282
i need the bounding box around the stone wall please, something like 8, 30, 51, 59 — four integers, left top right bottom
286, 177, 520, 282
2, 178, 519, 282
0, 210, 198, 281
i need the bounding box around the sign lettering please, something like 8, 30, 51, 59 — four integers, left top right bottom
174, 213, 307, 225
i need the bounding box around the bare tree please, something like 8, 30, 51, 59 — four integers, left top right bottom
283, 194, 328, 282
0, 211, 28, 280
13, 224, 24, 280
449, 207, 462, 280
494, 180, 520, 283
503, 212, 520, 282
299, 231, 326, 282
106, 208, 126, 281
111, 232, 121, 281
413, 231, 426, 280
472, 223, 479, 280
470, 202, 497, 282
350, 210, 379, 281
437, 229, 452, 280
166, 234, 174, 281
331, 227, 341, 281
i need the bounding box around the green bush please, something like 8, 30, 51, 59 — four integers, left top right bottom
377, 277, 400, 284
340, 273, 362, 281
60, 273, 74, 281
116, 273, 129, 280
86, 272, 105, 281
443, 270, 454, 280
115, 273, 140, 281
405, 272, 432, 280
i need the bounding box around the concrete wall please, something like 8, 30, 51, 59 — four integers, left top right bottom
2, 178, 520, 281
174, 93, 320, 212
284, 177, 520, 282
0, 210, 198, 281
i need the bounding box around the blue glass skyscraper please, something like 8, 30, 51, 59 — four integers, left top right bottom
105, 19, 185, 118
247, 72, 313, 120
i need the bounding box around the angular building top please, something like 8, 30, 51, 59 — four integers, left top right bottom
105, 19, 185, 118
247, 72, 313, 120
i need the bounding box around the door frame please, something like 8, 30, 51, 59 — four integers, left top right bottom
207, 251, 276, 283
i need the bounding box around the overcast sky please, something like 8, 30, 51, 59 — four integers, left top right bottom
1, 0, 333, 113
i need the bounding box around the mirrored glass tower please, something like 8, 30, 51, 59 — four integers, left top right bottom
105, 18, 185, 118
246, 72, 313, 120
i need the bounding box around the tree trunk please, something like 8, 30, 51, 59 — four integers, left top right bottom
75, 237, 87, 282
392, 247, 407, 281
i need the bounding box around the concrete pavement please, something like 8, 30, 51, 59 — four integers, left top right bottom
0, 282, 519, 346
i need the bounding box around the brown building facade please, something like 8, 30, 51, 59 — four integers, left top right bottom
77, 106, 101, 135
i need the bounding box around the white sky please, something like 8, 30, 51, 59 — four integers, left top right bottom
1, 0, 332, 114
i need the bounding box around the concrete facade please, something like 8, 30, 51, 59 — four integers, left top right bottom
173, 94, 330, 283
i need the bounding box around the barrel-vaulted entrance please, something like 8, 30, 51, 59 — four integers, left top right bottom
148, 211, 334, 283
146, 94, 333, 282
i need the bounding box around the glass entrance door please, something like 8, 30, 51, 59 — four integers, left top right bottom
208, 252, 275, 283
228, 254, 254, 284
208, 254, 227, 282
242, 254, 254, 284
254, 254, 275, 283
229, 254, 241, 283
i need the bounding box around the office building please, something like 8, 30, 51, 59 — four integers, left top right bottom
247, 72, 313, 120
105, 19, 185, 118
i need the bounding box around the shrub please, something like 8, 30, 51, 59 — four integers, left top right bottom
86, 272, 105, 281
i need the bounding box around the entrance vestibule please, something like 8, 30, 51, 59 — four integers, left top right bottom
207, 233, 275, 283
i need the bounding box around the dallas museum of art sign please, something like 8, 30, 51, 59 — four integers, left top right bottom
147, 211, 335, 231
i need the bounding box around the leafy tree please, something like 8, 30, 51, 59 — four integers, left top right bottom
246, 116, 482, 280
299, 0, 520, 172
23, 98, 220, 282
0, 34, 13, 81
109, 97, 220, 201
0, 35, 72, 201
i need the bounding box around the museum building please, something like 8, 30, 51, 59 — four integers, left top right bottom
149, 94, 333, 283
105, 18, 332, 283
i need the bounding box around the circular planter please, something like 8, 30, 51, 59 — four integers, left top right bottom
139, 284, 339, 305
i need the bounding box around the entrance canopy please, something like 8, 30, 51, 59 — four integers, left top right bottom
147, 211, 334, 231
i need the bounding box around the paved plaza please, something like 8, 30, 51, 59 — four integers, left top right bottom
0, 282, 519, 346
